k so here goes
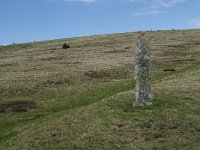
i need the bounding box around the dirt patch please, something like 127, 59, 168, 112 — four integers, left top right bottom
0, 100, 37, 112
83, 70, 111, 80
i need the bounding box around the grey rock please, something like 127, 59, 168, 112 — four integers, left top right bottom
134, 32, 153, 106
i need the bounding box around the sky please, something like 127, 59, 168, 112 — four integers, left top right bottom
0, 0, 200, 45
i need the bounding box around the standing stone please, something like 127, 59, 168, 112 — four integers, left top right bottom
134, 32, 153, 106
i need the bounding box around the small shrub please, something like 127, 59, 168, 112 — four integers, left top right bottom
62, 43, 70, 49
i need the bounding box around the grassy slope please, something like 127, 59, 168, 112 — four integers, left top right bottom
0, 29, 200, 149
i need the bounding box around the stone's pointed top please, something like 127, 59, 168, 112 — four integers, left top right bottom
138, 31, 147, 37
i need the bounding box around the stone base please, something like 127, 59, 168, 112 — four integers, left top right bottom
133, 101, 152, 107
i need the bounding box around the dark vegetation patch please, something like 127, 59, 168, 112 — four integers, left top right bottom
42, 77, 71, 86
0, 63, 18, 67
82, 66, 132, 81
173, 59, 196, 62
104, 49, 126, 54
62, 43, 70, 49
0, 88, 36, 96
83, 70, 111, 80
162, 42, 200, 53
167, 42, 200, 48
167, 44, 186, 48
125, 46, 131, 49
162, 69, 176, 72
40, 56, 62, 61
0, 100, 37, 112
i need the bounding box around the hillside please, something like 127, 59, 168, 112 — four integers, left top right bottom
0, 29, 200, 149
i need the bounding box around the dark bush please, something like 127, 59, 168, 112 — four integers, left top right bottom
62, 43, 70, 49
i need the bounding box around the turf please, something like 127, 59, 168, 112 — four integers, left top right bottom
0, 29, 200, 149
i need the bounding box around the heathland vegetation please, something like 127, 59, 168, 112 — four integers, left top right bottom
0, 29, 200, 149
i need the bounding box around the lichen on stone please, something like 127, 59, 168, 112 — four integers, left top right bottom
134, 32, 153, 106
